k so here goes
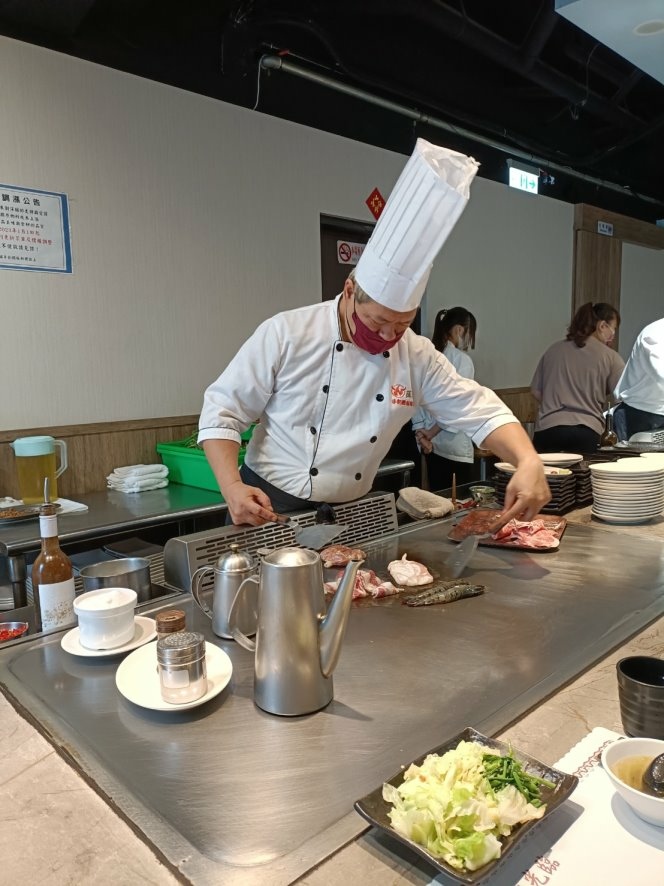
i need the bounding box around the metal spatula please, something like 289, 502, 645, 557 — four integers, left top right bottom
449, 526, 499, 578
275, 504, 347, 550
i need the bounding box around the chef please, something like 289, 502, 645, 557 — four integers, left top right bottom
613, 316, 664, 438
199, 139, 550, 526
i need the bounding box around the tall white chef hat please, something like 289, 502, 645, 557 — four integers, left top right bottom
355, 139, 479, 312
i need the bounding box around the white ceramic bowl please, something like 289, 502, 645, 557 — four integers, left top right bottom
601, 737, 664, 827
73, 587, 137, 650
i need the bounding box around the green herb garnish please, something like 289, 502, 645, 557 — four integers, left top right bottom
482, 750, 556, 807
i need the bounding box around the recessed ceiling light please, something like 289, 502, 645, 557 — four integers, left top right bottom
633, 20, 664, 36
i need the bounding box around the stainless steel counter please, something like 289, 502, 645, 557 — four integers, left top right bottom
1, 516, 664, 885
0, 485, 227, 556
0, 485, 228, 609
0, 460, 414, 558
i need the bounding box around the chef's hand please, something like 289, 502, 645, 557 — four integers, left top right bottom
481, 424, 550, 525
501, 457, 550, 523
415, 424, 442, 455
202, 438, 279, 526
415, 429, 433, 455
223, 480, 278, 526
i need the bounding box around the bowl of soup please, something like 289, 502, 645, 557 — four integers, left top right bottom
601, 737, 664, 827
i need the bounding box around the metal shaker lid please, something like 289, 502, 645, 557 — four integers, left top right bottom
215, 543, 255, 574
157, 630, 205, 664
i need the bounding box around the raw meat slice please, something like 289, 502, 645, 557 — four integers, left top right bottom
324, 568, 400, 599
320, 544, 366, 568
453, 509, 503, 539
387, 553, 433, 586
492, 519, 560, 548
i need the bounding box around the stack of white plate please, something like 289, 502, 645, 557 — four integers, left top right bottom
589, 458, 664, 524
538, 452, 583, 468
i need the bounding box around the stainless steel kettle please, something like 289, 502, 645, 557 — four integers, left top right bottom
191, 543, 258, 640
229, 546, 363, 716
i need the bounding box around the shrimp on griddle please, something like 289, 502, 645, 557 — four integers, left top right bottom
403, 580, 485, 607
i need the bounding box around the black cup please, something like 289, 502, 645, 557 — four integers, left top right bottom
617, 656, 664, 739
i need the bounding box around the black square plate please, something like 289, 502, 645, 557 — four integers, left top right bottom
354, 726, 579, 885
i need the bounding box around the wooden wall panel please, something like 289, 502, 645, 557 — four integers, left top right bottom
573, 203, 664, 353
574, 205, 664, 249
0, 416, 198, 498
573, 229, 622, 317
494, 387, 539, 424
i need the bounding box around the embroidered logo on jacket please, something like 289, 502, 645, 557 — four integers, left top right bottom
391, 384, 413, 407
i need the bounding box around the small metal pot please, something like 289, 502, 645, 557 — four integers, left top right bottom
80, 557, 151, 603
191, 543, 257, 640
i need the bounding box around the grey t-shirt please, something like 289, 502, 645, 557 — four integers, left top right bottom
531, 336, 625, 435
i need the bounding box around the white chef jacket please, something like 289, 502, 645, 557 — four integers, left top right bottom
198, 295, 517, 502
614, 318, 664, 415
411, 343, 476, 463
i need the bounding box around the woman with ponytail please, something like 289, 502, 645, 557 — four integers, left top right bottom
530, 302, 624, 453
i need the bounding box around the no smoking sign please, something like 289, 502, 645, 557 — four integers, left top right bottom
336, 240, 366, 265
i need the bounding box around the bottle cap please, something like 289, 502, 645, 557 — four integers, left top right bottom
155, 609, 186, 634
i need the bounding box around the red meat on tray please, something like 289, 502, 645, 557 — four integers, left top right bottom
448, 509, 566, 552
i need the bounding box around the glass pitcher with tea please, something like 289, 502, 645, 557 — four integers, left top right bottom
11, 435, 68, 503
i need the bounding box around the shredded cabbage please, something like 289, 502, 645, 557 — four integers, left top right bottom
383, 740, 546, 871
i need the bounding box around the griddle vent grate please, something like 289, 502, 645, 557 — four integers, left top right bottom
163, 493, 397, 592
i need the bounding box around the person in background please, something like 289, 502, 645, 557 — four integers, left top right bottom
530, 302, 624, 453
413, 307, 478, 491
198, 139, 550, 527
613, 317, 664, 438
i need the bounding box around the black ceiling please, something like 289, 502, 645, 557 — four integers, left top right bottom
2, 0, 664, 221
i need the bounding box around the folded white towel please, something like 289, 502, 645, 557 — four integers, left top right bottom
396, 487, 454, 520
106, 465, 169, 494
107, 477, 169, 494
110, 464, 169, 479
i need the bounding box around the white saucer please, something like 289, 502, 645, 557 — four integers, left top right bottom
61, 615, 157, 657
496, 462, 572, 476
116, 641, 232, 712
538, 452, 583, 467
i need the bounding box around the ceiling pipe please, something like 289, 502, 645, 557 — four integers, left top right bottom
370, 0, 640, 130
520, 5, 559, 72
260, 54, 664, 209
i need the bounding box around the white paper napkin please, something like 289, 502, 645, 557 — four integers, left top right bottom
429, 727, 664, 886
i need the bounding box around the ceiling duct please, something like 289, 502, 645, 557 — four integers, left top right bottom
0, 0, 97, 35
260, 54, 664, 209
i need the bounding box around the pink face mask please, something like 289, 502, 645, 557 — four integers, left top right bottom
350, 309, 404, 354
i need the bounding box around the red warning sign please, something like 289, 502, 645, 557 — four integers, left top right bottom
366, 187, 386, 220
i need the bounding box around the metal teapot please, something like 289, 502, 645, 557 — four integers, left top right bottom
228, 546, 363, 716
191, 543, 258, 640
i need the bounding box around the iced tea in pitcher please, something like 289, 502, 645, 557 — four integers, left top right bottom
11, 436, 68, 503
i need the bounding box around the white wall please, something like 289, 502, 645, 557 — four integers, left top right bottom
0, 35, 574, 429
618, 242, 664, 359
424, 178, 574, 386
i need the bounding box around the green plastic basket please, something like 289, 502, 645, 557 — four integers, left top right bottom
156, 425, 254, 494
